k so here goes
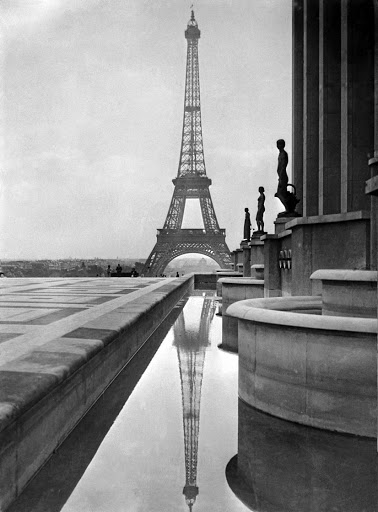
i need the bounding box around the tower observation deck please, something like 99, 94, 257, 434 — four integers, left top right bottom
142, 11, 232, 277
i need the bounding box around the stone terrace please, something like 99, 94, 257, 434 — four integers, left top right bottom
0, 277, 168, 366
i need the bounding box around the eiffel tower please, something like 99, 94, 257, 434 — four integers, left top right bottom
143, 11, 232, 277
174, 294, 216, 510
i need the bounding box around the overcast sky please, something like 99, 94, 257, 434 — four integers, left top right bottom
1, 0, 292, 260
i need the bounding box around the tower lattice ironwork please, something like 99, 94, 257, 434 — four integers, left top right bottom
174, 294, 216, 510
142, 11, 231, 277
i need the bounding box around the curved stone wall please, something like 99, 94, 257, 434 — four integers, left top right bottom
227, 297, 377, 436
226, 401, 377, 512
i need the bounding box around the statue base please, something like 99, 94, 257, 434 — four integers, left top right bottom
252, 231, 266, 239
277, 211, 301, 218
240, 239, 250, 247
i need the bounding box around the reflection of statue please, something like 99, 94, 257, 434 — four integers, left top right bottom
243, 208, 251, 241
274, 139, 300, 217
256, 186, 265, 233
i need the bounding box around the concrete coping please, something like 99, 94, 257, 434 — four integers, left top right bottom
216, 272, 243, 277
260, 234, 278, 240
277, 229, 293, 238
310, 269, 377, 282
218, 278, 264, 285
284, 210, 370, 230
366, 175, 378, 196
226, 296, 377, 334
251, 264, 264, 269
261, 230, 293, 241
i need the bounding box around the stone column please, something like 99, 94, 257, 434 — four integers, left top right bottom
243, 246, 251, 277
370, 0, 378, 270
365, 173, 378, 452
373, 0, 378, 453
318, 0, 341, 215
292, 0, 304, 214
340, 0, 375, 213
262, 235, 281, 297
303, 0, 319, 217
368, 158, 378, 269
231, 250, 237, 271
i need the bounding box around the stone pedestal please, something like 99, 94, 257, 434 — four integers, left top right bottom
274, 218, 290, 235
249, 239, 264, 267
219, 278, 264, 352
231, 249, 243, 273
251, 264, 264, 280
262, 235, 281, 297
251, 231, 266, 239
242, 246, 251, 277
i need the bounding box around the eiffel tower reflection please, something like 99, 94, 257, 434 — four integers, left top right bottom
173, 293, 216, 511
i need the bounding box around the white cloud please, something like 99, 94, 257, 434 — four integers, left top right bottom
1, 0, 100, 33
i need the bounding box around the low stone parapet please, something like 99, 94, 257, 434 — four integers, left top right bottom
227, 296, 376, 436
215, 272, 243, 297
194, 272, 217, 290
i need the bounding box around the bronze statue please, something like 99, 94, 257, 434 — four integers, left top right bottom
256, 186, 265, 233
274, 139, 300, 217
243, 207, 251, 241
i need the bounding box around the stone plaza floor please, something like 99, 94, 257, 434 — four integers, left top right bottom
0, 277, 168, 368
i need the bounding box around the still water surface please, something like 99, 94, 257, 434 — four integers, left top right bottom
11, 292, 249, 512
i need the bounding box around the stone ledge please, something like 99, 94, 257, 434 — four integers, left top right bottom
218, 278, 264, 285
284, 210, 370, 230
226, 296, 376, 333
311, 269, 377, 282
366, 175, 378, 196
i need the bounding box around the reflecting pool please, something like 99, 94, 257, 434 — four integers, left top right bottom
10, 292, 249, 512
